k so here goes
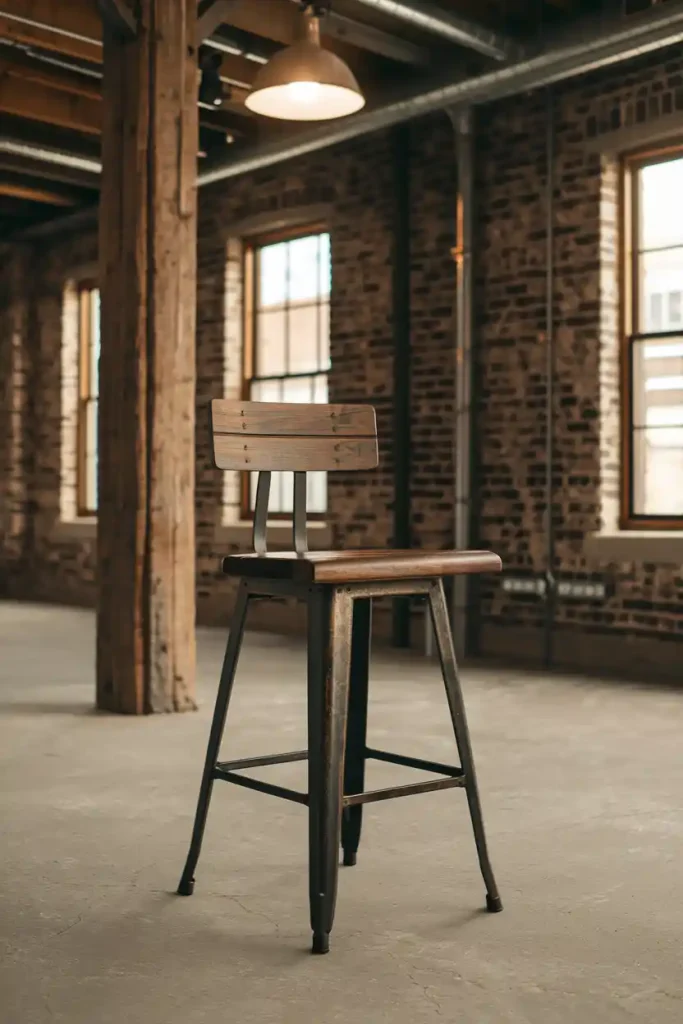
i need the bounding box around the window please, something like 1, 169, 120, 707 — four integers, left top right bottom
242, 228, 331, 517
622, 147, 683, 526
77, 283, 100, 514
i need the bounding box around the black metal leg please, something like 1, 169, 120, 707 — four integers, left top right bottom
342, 597, 371, 867
177, 581, 249, 896
307, 586, 353, 954
428, 580, 503, 913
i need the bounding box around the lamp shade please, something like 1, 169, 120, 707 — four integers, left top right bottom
244, 13, 365, 121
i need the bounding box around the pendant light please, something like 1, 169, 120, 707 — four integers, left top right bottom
244, 4, 365, 122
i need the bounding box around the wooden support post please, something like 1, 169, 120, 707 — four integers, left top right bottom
97, 0, 198, 713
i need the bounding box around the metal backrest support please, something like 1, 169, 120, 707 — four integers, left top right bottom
210, 400, 378, 555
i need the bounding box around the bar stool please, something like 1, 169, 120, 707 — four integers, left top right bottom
177, 400, 503, 954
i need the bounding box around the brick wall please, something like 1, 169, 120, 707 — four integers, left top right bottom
475, 45, 683, 676
1, 47, 682, 677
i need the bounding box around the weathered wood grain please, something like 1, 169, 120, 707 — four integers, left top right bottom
221, 549, 503, 584
97, 0, 197, 715
213, 433, 379, 472
211, 400, 377, 439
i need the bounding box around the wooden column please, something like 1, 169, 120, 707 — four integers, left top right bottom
97, 0, 197, 713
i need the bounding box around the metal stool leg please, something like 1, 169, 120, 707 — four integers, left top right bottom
342, 597, 371, 867
428, 579, 503, 913
177, 581, 249, 896
307, 586, 353, 954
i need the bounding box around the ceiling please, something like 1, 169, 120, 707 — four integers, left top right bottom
0, 0, 659, 236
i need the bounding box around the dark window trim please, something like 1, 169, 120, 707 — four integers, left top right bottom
620, 142, 683, 530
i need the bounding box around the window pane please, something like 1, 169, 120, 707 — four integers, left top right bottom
258, 242, 287, 307
639, 157, 683, 251
632, 426, 683, 515
319, 233, 331, 298
255, 310, 286, 376
319, 301, 330, 368
632, 336, 683, 427
288, 303, 319, 373
246, 231, 330, 517
637, 248, 683, 333
288, 235, 322, 303
86, 399, 98, 511
313, 375, 328, 404
90, 289, 100, 397
308, 471, 327, 514
649, 293, 662, 331
250, 378, 282, 403
282, 375, 314, 403
280, 471, 293, 513
632, 335, 683, 515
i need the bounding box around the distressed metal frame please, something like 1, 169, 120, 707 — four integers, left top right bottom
177, 550, 503, 955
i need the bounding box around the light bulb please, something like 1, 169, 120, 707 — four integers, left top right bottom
285, 81, 322, 104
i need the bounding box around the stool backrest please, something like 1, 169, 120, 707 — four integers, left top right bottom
209, 400, 378, 556
210, 400, 378, 472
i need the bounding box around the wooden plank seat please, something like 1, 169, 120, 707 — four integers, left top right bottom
177, 400, 504, 956
223, 548, 503, 583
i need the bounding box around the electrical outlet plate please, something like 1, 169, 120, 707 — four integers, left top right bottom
502, 576, 607, 601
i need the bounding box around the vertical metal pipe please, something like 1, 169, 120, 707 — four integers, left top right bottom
450, 107, 474, 662
391, 122, 412, 648
543, 87, 556, 668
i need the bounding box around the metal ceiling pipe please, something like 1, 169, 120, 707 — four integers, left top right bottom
0, 139, 102, 175
349, 0, 518, 61
199, 1, 683, 186
543, 87, 556, 670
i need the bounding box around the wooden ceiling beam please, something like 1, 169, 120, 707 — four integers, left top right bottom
0, 0, 102, 63
217, 0, 300, 47
322, 10, 429, 66
0, 54, 101, 98
0, 179, 76, 205
214, 52, 258, 88
0, 72, 101, 134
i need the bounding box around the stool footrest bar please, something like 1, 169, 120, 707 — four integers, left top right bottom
343, 775, 465, 807
365, 747, 463, 777
216, 750, 308, 772
213, 767, 309, 805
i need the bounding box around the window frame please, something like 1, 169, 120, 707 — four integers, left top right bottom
240, 223, 330, 521
76, 280, 99, 517
620, 142, 683, 530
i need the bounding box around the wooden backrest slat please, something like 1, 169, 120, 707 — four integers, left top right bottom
211, 401, 376, 438
210, 400, 378, 472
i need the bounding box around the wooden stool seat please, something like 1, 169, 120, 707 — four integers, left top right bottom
177, 400, 504, 955
223, 548, 502, 584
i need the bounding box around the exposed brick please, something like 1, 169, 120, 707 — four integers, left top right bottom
1, 48, 682, 669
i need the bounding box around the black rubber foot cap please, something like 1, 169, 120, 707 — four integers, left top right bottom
486, 894, 503, 913
343, 851, 357, 867
312, 933, 330, 955
177, 877, 195, 896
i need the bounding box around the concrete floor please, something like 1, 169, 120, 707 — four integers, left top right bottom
1, 604, 682, 1024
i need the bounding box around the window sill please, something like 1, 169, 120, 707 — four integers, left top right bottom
51, 518, 97, 542
215, 520, 332, 551
586, 530, 683, 563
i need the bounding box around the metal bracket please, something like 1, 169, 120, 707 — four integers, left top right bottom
97, 0, 138, 40
252, 471, 271, 556
299, 1, 331, 15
